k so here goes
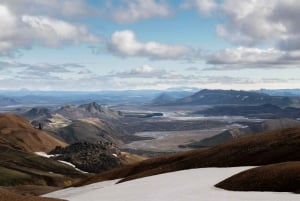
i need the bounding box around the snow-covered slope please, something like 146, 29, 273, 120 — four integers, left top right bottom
44, 167, 300, 201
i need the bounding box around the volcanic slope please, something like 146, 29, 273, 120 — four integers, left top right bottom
216, 161, 300, 193
0, 114, 67, 152
76, 126, 300, 186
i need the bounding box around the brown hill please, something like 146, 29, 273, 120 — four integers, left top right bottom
216, 161, 300, 193
0, 145, 86, 187
0, 188, 65, 201
76, 126, 300, 186
0, 114, 67, 152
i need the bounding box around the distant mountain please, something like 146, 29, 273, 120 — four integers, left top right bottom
170, 89, 293, 106
0, 96, 19, 106
0, 114, 67, 153
56, 102, 122, 120
256, 89, 300, 96
151, 93, 176, 105
195, 103, 300, 119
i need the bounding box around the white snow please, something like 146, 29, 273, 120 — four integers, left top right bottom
35, 152, 56, 158
44, 167, 300, 201
35, 152, 88, 173
58, 160, 88, 174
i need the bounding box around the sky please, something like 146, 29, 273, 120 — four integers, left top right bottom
1, 0, 300, 91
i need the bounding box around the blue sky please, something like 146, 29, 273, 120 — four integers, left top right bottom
1, 0, 300, 91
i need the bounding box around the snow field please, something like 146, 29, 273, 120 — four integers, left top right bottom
44, 167, 300, 201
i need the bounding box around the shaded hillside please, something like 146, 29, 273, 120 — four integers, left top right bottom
22, 107, 52, 120
0, 145, 86, 187
56, 102, 122, 120
0, 188, 64, 201
185, 118, 300, 148
76, 126, 300, 186
49, 119, 122, 145
196, 103, 300, 118
0, 114, 67, 153
216, 162, 300, 193
172, 89, 293, 106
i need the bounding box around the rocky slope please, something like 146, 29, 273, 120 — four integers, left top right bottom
49, 142, 122, 173
56, 102, 122, 120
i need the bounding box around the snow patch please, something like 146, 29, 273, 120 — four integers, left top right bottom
44, 167, 300, 201
35, 152, 88, 174
35, 152, 56, 158
58, 160, 88, 174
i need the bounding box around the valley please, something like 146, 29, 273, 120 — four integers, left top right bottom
1, 89, 300, 200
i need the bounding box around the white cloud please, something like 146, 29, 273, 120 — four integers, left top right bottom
181, 0, 217, 15
22, 15, 99, 47
0, 4, 100, 56
205, 47, 300, 70
109, 0, 172, 23
212, 0, 300, 50
207, 47, 284, 65
216, 0, 286, 45
108, 30, 191, 59
1, 0, 98, 19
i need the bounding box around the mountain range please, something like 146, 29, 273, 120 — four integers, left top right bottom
152, 89, 299, 107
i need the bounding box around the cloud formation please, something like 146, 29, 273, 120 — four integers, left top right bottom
0, 3, 100, 56
108, 30, 191, 59
1, 0, 98, 19
181, 0, 217, 15
107, 0, 172, 23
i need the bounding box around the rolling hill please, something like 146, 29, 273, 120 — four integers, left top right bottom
0, 114, 67, 153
